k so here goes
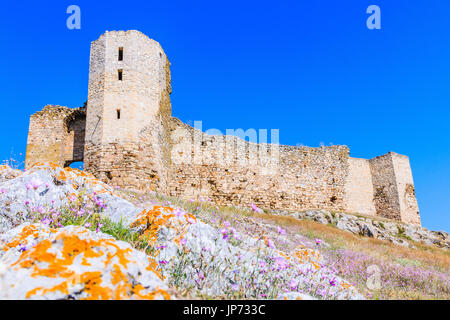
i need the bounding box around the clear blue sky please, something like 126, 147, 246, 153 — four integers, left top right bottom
1, 1, 449, 232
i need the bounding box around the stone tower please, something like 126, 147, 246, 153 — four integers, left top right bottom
83, 30, 172, 192
369, 152, 421, 225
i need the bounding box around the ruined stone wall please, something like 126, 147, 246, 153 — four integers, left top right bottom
168, 119, 349, 211
168, 120, 420, 225
369, 153, 402, 221
24, 30, 421, 226
25, 105, 86, 169
390, 153, 421, 225
369, 152, 420, 225
84, 30, 172, 192
344, 157, 376, 216
63, 110, 86, 166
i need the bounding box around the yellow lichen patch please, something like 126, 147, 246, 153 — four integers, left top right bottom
7, 227, 168, 300
26, 281, 69, 298
278, 251, 291, 261
293, 246, 322, 268
172, 214, 197, 247
57, 169, 67, 182
311, 261, 320, 270
4, 224, 41, 251
111, 264, 132, 299
133, 285, 171, 300
341, 282, 352, 289
184, 212, 197, 224
79, 271, 113, 300
131, 206, 175, 246
146, 256, 163, 280
103, 242, 131, 267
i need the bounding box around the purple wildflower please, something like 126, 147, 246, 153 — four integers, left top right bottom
96, 223, 103, 233
277, 226, 287, 235
288, 279, 299, 290
250, 203, 263, 213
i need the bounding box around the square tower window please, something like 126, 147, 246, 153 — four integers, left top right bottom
117, 109, 121, 119
118, 47, 123, 61
118, 69, 123, 81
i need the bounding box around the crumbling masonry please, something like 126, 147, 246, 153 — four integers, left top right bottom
25, 30, 421, 225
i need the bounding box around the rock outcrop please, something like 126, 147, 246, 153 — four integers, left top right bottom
0, 162, 140, 233
274, 210, 449, 249
0, 223, 170, 299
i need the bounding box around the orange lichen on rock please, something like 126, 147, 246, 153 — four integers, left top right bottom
3, 224, 169, 300
4, 224, 41, 251
131, 206, 199, 251
274, 247, 324, 272
293, 247, 322, 266
341, 282, 352, 289
133, 285, 171, 300
103, 242, 131, 267
146, 256, 163, 280
131, 206, 175, 246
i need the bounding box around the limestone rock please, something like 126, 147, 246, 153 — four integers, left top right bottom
288, 210, 448, 250
358, 222, 377, 238
0, 223, 170, 300
336, 220, 360, 235
131, 206, 364, 300
0, 163, 140, 233
0, 165, 22, 183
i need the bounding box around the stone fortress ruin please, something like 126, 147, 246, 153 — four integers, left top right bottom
25, 30, 421, 225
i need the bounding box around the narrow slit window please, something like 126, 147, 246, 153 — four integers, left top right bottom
118, 69, 123, 81
117, 109, 121, 119
118, 47, 123, 61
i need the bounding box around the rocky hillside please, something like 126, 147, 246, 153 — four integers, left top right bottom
272, 209, 449, 250
0, 163, 448, 300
